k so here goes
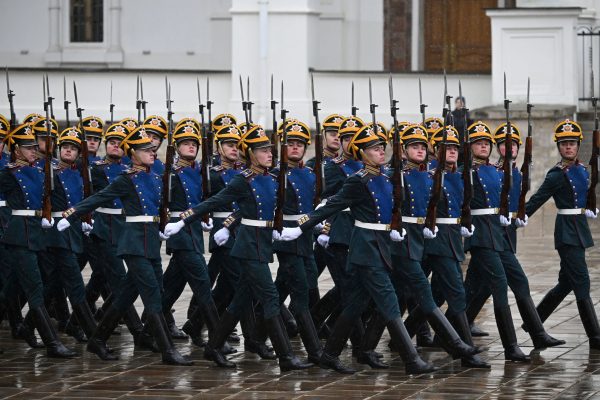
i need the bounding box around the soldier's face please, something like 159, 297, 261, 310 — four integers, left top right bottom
406, 143, 427, 163
36, 137, 51, 154
498, 141, 518, 158
287, 139, 306, 162
86, 136, 100, 153
60, 143, 80, 163
325, 130, 340, 151
253, 146, 272, 168
364, 144, 386, 166
133, 148, 155, 167
558, 140, 579, 160
17, 145, 38, 163
106, 139, 123, 158
149, 133, 163, 152
445, 145, 459, 164
341, 136, 352, 155
177, 139, 198, 160
471, 140, 491, 159
219, 142, 239, 162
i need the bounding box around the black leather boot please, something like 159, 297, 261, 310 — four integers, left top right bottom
387, 316, 437, 374
146, 312, 193, 366
182, 317, 206, 347
470, 323, 489, 337
311, 287, 340, 331
266, 314, 313, 372
427, 308, 481, 359
517, 297, 565, 349
357, 312, 388, 369
449, 312, 490, 369
522, 289, 567, 332
466, 293, 490, 337
71, 301, 98, 342
203, 310, 238, 368
308, 288, 321, 310
240, 309, 275, 359
295, 310, 323, 364
416, 322, 436, 348
280, 304, 298, 338
577, 298, 600, 349
319, 314, 357, 374
163, 310, 188, 340
122, 306, 158, 353
65, 317, 87, 343
31, 306, 77, 358
87, 304, 121, 360
494, 306, 530, 362
13, 308, 44, 348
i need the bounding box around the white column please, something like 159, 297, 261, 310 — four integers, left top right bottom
45, 0, 61, 65
486, 7, 581, 105
229, 0, 320, 127
106, 0, 124, 66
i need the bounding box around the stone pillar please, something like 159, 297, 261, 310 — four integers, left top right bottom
230, 0, 319, 128
106, 0, 124, 66
45, 0, 61, 65
486, 7, 582, 105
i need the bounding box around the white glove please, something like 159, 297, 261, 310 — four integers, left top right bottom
499, 215, 511, 226
272, 230, 282, 241
56, 218, 71, 232
585, 208, 599, 219
317, 234, 330, 248
201, 218, 214, 232
315, 199, 327, 210
314, 222, 324, 231
515, 215, 528, 228
280, 227, 303, 241
164, 220, 185, 237
423, 226, 439, 239
460, 225, 475, 238
81, 221, 93, 233
214, 227, 230, 246
159, 231, 169, 241
41, 218, 54, 229
390, 228, 406, 242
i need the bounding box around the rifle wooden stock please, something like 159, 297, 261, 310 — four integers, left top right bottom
517, 136, 532, 220
498, 133, 513, 218
41, 126, 53, 222
425, 142, 446, 230
313, 127, 324, 208
274, 143, 288, 232
390, 138, 404, 230
159, 143, 174, 231
460, 144, 473, 229
586, 129, 600, 211
200, 124, 211, 224
79, 135, 92, 224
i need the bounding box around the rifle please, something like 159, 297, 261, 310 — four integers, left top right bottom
6, 67, 16, 161
198, 78, 211, 224
63, 76, 70, 128
239, 75, 251, 131
206, 78, 214, 163
73, 81, 92, 224
388, 74, 404, 231
41, 79, 54, 224
140, 76, 147, 120
459, 80, 473, 229
46, 75, 55, 120
499, 73, 513, 219
247, 77, 253, 123
518, 78, 533, 220
159, 77, 176, 231
109, 81, 114, 126
425, 72, 451, 231
311, 73, 324, 207
135, 75, 142, 125
270, 74, 279, 160
274, 81, 289, 233
351, 81, 358, 117
587, 72, 600, 212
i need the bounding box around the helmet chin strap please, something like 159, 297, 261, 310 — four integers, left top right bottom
360, 149, 377, 167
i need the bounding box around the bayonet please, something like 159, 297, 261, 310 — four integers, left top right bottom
136, 75, 142, 124
239, 75, 250, 130
140, 76, 147, 120
311, 73, 324, 206
351, 81, 358, 117
247, 76, 253, 123
63, 76, 70, 127
109, 81, 114, 126
368, 77, 378, 135
46, 74, 54, 120
419, 78, 427, 126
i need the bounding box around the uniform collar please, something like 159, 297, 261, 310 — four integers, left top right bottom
250, 164, 269, 175
473, 156, 488, 166
365, 164, 382, 176
288, 159, 303, 169
14, 159, 30, 167
104, 156, 121, 164
176, 158, 195, 168
324, 148, 338, 159
131, 164, 150, 173
221, 159, 234, 170
405, 160, 426, 171
560, 158, 578, 168
58, 160, 76, 170
444, 162, 457, 172
496, 157, 516, 169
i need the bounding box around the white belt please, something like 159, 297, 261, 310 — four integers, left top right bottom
125, 216, 159, 223
51, 212, 64, 218
557, 208, 584, 215
402, 216, 425, 224
97, 207, 122, 215
213, 211, 232, 219
471, 208, 499, 216
283, 214, 304, 221
436, 217, 461, 224
354, 220, 390, 231
170, 211, 183, 218
12, 210, 41, 217
241, 218, 273, 228
0, 201, 6, 207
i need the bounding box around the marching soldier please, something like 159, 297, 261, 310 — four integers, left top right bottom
142, 115, 168, 175
57, 127, 193, 366
164, 124, 313, 372
464, 122, 564, 350
210, 114, 238, 166
524, 119, 600, 348
80, 116, 103, 162
0, 123, 76, 358
424, 117, 443, 169
276, 124, 439, 375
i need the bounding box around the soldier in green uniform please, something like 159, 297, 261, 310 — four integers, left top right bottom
0, 123, 76, 358
57, 127, 193, 365
524, 119, 600, 348
164, 124, 313, 372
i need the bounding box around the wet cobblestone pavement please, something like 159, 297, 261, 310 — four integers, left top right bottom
1, 207, 600, 399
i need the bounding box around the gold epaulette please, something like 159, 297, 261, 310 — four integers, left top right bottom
211, 165, 225, 172
94, 159, 109, 166
241, 169, 255, 178
356, 169, 368, 178
332, 156, 345, 165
